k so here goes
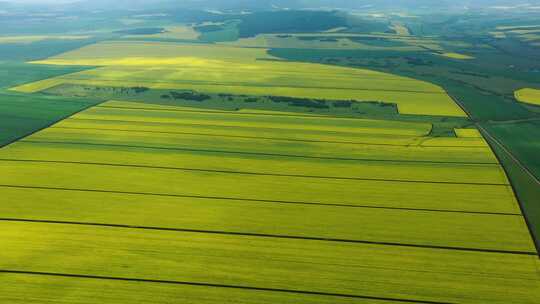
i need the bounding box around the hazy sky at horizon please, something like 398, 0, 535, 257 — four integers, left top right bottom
2, 0, 77, 3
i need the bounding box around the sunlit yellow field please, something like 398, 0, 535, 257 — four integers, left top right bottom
455, 128, 483, 138
515, 88, 540, 106
436, 52, 475, 60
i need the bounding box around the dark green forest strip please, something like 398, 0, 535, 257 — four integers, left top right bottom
0, 218, 535, 256
0, 158, 509, 186
20, 140, 499, 165
0, 184, 521, 216
0, 270, 454, 304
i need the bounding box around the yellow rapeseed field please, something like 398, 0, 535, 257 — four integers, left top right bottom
515, 88, 540, 106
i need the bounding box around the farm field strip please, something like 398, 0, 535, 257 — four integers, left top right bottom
455, 128, 483, 138
0, 35, 91, 44
23, 129, 498, 166
0, 187, 531, 251
0, 218, 534, 255
13, 41, 466, 116
0, 158, 509, 186
90, 101, 480, 145
64, 116, 432, 140
19, 139, 499, 166
223, 35, 425, 51
0, 183, 519, 217
60, 117, 487, 147
72, 65, 427, 82
81, 103, 433, 136
0, 160, 519, 214
63, 63, 442, 84
27, 102, 497, 164
32, 41, 276, 61
24, 125, 498, 165
41, 71, 448, 93
0, 143, 508, 185
59, 113, 487, 149
53, 124, 488, 148
52, 124, 492, 149
95, 101, 333, 116
1, 221, 539, 304
0, 272, 414, 304
39, 102, 494, 162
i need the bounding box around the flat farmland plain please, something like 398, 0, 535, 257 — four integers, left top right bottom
0, 100, 538, 304
11, 41, 466, 117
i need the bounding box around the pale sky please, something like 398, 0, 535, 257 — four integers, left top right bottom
3, 0, 78, 3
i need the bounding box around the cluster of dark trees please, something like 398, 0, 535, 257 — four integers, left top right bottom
161, 91, 211, 101
267, 96, 330, 109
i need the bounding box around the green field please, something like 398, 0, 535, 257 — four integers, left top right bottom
0, 62, 97, 147
0, 100, 538, 303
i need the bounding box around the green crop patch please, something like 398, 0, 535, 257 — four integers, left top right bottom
0, 94, 96, 147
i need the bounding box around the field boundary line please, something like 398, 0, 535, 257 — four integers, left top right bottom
0, 184, 521, 216
0, 270, 454, 304
20, 140, 500, 166
0, 218, 535, 256
0, 158, 510, 186
52, 125, 490, 149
